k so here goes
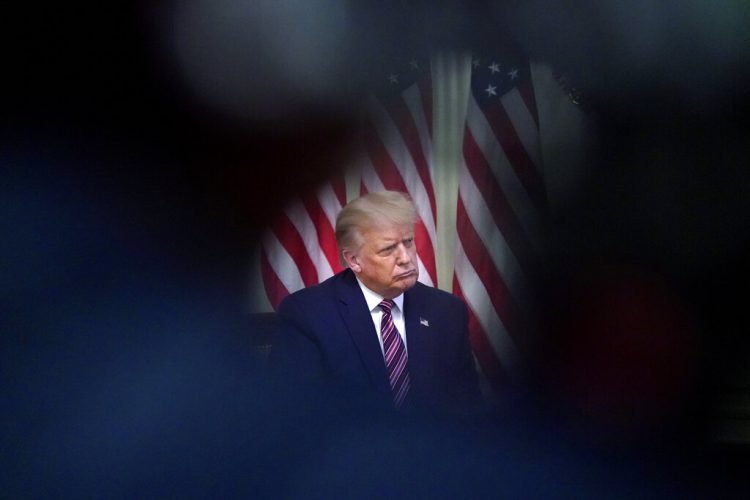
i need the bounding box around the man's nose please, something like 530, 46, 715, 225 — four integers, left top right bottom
396, 243, 412, 264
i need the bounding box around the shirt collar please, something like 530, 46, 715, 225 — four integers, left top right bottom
355, 277, 404, 314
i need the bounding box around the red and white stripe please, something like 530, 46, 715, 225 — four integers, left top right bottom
360, 74, 438, 287
261, 179, 347, 309
453, 71, 546, 390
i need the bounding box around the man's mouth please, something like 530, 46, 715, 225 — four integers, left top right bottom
395, 270, 416, 280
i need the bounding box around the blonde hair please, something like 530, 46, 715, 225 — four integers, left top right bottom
335, 191, 418, 265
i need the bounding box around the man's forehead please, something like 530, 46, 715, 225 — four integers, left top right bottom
361, 221, 414, 240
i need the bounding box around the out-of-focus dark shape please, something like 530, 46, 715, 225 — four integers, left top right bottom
544, 265, 697, 441
167, 0, 357, 121
507, 0, 750, 112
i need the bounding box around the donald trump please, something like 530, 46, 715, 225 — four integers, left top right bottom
273, 191, 481, 415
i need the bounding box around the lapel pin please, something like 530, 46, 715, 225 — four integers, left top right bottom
420, 318, 429, 327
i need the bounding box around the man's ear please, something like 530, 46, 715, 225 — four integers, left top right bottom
342, 249, 362, 273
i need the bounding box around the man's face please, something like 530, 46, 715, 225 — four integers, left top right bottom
344, 222, 419, 299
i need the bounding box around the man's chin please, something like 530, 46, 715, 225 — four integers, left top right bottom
398, 273, 418, 290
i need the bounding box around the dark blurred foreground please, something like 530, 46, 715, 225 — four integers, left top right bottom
3, 1, 750, 497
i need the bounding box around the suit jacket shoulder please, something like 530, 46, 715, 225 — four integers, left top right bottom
407, 281, 467, 310
277, 269, 362, 334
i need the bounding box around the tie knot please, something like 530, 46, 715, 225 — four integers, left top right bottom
379, 299, 395, 315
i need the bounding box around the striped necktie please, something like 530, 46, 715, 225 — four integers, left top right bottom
379, 299, 410, 408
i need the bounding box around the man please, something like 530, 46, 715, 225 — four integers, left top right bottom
272, 191, 482, 415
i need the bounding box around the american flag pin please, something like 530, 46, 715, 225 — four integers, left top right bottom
420, 318, 429, 327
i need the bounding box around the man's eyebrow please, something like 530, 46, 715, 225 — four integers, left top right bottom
377, 241, 399, 252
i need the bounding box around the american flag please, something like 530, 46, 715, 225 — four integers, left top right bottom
452, 54, 547, 390
260, 179, 347, 310
358, 56, 438, 286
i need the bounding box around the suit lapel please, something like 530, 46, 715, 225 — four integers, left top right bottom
336, 270, 391, 394
404, 284, 434, 382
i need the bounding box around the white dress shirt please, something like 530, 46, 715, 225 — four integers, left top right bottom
355, 278, 408, 355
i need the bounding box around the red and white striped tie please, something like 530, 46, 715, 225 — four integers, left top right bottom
379, 299, 410, 408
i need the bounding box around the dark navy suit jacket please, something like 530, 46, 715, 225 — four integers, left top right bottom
272, 269, 482, 415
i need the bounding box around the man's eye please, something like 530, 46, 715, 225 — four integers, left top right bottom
403, 238, 414, 247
